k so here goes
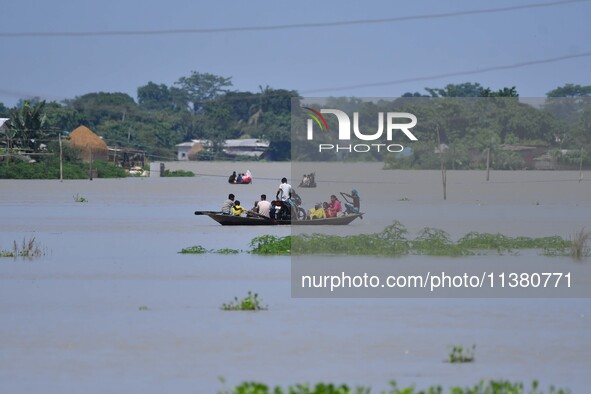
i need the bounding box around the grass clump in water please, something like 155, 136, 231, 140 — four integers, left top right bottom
179, 245, 208, 254
221, 291, 267, 311
447, 345, 476, 363
214, 248, 241, 254
569, 228, 590, 261
73, 194, 87, 203
1, 237, 45, 259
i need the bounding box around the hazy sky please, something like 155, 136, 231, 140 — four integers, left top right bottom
1, 0, 589, 106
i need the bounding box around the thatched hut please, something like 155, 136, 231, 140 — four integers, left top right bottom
68, 126, 108, 162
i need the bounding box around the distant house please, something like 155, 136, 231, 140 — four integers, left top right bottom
222, 139, 270, 158
175, 138, 269, 160
501, 144, 549, 169
175, 140, 211, 161
68, 126, 108, 162
107, 147, 145, 168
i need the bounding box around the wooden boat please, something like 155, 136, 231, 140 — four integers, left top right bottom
194, 211, 363, 226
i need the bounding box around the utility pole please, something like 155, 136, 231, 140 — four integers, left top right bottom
59, 134, 63, 182
486, 147, 491, 182
89, 147, 93, 181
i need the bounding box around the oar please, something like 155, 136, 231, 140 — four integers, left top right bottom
247, 210, 276, 224
194, 210, 219, 216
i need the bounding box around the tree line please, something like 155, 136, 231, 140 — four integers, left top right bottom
293, 83, 591, 169
1, 74, 590, 170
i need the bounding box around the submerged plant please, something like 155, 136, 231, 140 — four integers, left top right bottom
179, 245, 208, 254
1, 237, 45, 259
73, 194, 87, 203
447, 344, 476, 363
220, 379, 569, 394
214, 248, 241, 254
569, 227, 590, 261
221, 291, 267, 311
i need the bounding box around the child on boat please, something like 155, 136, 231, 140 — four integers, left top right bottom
231, 200, 248, 216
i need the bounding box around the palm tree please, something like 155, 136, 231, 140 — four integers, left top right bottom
9, 101, 48, 151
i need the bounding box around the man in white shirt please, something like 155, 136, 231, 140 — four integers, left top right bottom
276, 178, 296, 220
276, 177, 292, 202
255, 194, 272, 218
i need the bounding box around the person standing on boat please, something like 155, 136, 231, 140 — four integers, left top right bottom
341, 189, 361, 214
228, 171, 237, 184
276, 177, 295, 220
254, 194, 272, 218
221, 193, 235, 214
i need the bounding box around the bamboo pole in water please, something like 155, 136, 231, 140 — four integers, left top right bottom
436, 125, 447, 200
59, 134, 63, 182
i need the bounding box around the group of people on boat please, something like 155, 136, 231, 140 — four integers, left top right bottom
221, 177, 298, 220
221, 176, 361, 221
307, 190, 361, 220
299, 172, 316, 188
228, 170, 252, 184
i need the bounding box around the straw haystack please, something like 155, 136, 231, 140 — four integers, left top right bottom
187, 142, 205, 160
68, 126, 108, 162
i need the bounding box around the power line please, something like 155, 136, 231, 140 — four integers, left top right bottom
300, 51, 591, 94
1, 50, 590, 104
0, 0, 588, 38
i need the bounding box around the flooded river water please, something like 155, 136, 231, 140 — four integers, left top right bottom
1, 163, 590, 393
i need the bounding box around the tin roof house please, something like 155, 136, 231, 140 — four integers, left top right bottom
175, 138, 269, 160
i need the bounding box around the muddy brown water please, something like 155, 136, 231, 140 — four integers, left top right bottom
1, 163, 590, 393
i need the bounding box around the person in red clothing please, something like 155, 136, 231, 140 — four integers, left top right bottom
327, 194, 343, 217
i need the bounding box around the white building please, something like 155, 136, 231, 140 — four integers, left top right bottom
175, 138, 269, 160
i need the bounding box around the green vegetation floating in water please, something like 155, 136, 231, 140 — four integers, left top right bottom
163, 169, 195, 177
179, 246, 241, 254
447, 345, 476, 363
214, 248, 241, 254
249, 235, 291, 255
221, 291, 267, 311
181, 222, 583, 258
249, 221, 575, 258
179, 245, 208, 254
219, 379, 569, 394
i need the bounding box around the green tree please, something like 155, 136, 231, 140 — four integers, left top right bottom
0, 102, 9, 117
547, 83, 591, 97
426, 82, 484, 97
67, 92, 137, 127
137, 82, 176, 111
480, 86, 519, 97
174, 71, 232, 113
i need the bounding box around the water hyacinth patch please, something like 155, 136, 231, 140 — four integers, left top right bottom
221, 291, 267, 311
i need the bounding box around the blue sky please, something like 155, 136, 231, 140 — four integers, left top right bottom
0, 0, 589, 106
